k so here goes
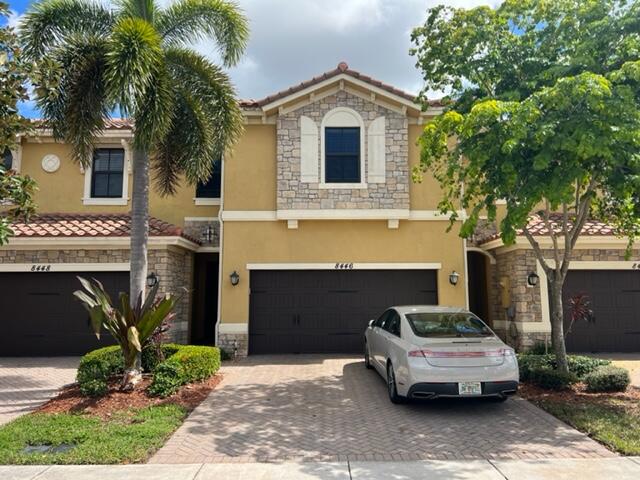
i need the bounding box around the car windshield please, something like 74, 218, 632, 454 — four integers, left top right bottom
405, 312, 494, 338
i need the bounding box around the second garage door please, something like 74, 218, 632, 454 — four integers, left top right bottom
563, 270, 640, 352
0, 271, 128, 356
249, 269, 438, 354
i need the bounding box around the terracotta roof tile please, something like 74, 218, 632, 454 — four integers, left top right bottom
480, 213, 618, 244
8, 213, 200, 244
239, 62, 444, 109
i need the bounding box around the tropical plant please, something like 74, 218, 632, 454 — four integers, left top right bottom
20, 0, 249, 386
0, 2, 37, 245
411, 0, 640, 372
74, 276, 182, 389
565, 293, 595, 338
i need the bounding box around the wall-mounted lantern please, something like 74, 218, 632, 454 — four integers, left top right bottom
449, 270, 460, 286
527, 272, 540, 287
230, 270, 240, 286
201, 225, 215, 244
146, 272, 159, 288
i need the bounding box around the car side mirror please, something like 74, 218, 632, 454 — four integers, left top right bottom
368, 319, 375, 328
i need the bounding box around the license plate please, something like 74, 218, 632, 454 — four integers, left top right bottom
458, 381, 482, 395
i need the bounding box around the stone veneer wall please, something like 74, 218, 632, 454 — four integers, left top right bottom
0, 247, 193, 343
489, 246, 640, 350
276, 90, 409, 210
217, 333, 248, 357
182, 219, 220, 248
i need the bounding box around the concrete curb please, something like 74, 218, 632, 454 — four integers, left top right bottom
1, 458, 640, 480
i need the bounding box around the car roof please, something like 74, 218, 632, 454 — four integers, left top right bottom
391, 306, 470, 315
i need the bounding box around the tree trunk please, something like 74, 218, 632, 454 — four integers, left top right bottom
547, 272, 569, 373
123, 148, 149, 390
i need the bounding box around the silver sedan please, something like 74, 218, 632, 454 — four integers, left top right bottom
364, 306, 519, 403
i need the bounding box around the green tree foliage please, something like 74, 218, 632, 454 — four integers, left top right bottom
0, 2, 36, 245
20, 0, 248, 387
411, 0, 640, 371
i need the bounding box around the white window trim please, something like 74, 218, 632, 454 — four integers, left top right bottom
193, 198, 221, 206
82, 143, 130, 206
320, 107, 367, 188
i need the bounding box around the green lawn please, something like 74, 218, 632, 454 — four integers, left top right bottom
534, 398, 640, 456
0, 404, 186, 464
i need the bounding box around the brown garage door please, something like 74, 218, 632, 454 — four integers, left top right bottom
563, 270, 640, 352
0, 271, 128, 356
249, 269, 438, 354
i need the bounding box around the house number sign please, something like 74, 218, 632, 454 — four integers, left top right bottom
335, 263, 354, 270
30, 264, 52, 272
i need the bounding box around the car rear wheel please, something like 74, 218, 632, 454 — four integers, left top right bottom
364, 342, 372, 369
387, 363, 405, 404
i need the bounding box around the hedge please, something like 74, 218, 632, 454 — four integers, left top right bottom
76, 346, 123, 397
528, 367, 578, 390
584, 365, 630, 393
76, 343, 213, 397
518, 354, 611, 381
148, 345, 221, 398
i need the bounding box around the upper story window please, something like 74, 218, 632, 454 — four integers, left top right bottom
2, 149, 12, 170
195, 158, 221, 205
91, 148, 125, 198
325, 127, 360, 183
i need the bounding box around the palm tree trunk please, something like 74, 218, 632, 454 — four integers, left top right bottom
122, 148, 149, 390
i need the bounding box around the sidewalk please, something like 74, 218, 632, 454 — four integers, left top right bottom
2, 458, 640, 480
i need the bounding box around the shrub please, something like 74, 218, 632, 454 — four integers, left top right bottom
148, 345, 221, 397
584, 365, 630, 393
567, 356, 611, 379
528, 341, 549, 355
76, 346, 123, 397
529, 367, 578, 390
518, 354, 611, 381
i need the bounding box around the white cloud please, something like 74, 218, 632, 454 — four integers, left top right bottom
195, 0, 503, 100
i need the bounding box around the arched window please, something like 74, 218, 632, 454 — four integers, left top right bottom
320, 107, 365, 186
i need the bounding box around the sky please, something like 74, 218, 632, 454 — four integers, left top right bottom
6, 0, 502, 118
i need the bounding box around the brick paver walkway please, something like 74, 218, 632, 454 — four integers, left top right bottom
150, 355, 614, 463
0, 357, 79, 425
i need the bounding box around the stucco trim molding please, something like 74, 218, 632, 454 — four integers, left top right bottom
221, 210, 467, 222
193, 198, 221, 206
492, 320, 552, 333
246, 262, 442, 271
218, 323, 249, 334
2, 236, 200, 251
482, 236, 630, 251
221, 211, 278, 221
0, 263, 130, 272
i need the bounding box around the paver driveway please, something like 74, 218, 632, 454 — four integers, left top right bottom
0, 357, 78, 425
151, 355, 613, 463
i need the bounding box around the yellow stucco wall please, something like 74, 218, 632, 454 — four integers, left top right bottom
18, 140, 219, 226
223, 125, 277, 211
220, 220, 467, 325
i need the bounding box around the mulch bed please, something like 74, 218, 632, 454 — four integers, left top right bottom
520, 382, 640, 410
37, 375, 223, 420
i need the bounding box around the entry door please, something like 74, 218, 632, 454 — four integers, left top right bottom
249, 269, 438, 354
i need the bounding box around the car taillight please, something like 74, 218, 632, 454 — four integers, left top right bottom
408, 348, 515, 358
408, 350, 425, 358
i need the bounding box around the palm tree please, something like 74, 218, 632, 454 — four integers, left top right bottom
20, 0, 248, 387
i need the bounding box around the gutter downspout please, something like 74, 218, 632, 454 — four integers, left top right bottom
214, 155, 225, 347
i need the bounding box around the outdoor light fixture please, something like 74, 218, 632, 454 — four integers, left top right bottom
201, 225, 215, 244
146, 272, 159, 288
449, 271, 460, 286
527, 272, 540, 287
230, 270, 240, 286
